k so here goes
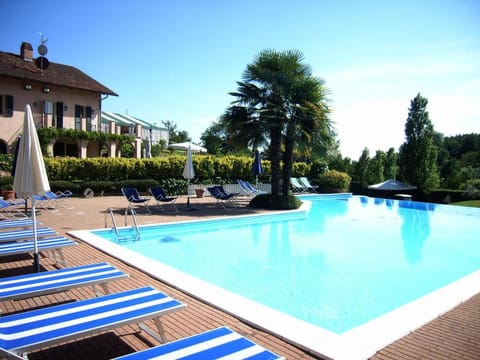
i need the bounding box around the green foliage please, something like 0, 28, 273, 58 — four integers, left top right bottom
0, 176, 13, 188
291, 162, 310, 177
49, 180, 81, 193
316, 170, 351, 191
37, 128, 133, 155
309, 161, 329, 178
249, 193, 301, 210
398, 93, 439, 192
0, 154, 13, 172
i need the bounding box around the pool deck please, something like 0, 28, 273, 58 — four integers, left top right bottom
1, 195, 479, 359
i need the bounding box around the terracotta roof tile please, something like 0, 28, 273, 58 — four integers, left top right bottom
0, 50, 118, 96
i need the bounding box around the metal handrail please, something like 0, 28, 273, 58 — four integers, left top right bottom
105, 208, 119, 236
124, 206, 140, 237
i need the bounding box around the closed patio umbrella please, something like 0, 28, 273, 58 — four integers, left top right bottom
182, 145, 195, 210
13, 104, 50, 272
252, 150, 263, 186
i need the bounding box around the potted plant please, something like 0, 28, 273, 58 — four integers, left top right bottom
1, 184, 15, 200
195, 188, 205, 198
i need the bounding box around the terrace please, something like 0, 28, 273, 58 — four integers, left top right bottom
1, 195, 479, 359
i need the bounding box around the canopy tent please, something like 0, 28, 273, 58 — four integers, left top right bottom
368, 179, 417, 191
168, 142, 207, 153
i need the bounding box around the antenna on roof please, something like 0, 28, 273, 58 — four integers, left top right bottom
36, 33, 49, 71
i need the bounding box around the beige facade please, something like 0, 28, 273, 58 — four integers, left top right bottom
0, 42, 154, 159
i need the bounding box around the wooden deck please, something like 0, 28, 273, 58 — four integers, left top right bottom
1, 195, 479, 359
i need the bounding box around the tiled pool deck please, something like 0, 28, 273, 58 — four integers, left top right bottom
1, 195, 479, 359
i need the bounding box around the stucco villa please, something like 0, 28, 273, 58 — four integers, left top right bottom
0, 42, 167, 158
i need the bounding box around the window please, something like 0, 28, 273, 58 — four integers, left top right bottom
54, 102, 64, 128
44, 101, 53, 114
85, 106, 92, 131
0, 95, 14, 116
75, 105, 94, 131
74, 105, 83, 130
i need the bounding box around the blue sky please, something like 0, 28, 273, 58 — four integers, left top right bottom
2, 0, 479, 159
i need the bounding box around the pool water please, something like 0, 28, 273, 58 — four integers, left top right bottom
91, 196, 480, 334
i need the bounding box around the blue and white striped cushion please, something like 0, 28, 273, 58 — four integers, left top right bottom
0, 227, 57, 242
0, 262, 127, 301
0, 219, 41, 230
0, 286, 185, 352
113, 326, 284, 360
0, 237, 76, 256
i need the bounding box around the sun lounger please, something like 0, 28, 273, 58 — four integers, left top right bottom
289, 177, 307, 193
207, 186, 237, 208
0, 237, 76, 267
0, 219, 41, 230
0, 199, 26, 220
113, 326, 284, 360
149, 186, 178, 213
244, 180, 267, 195
298, 177, 319, 192
0, 227, 57, 243
0, 262, 128, 303
121, 187, 151, 214
0, 286, 185, 358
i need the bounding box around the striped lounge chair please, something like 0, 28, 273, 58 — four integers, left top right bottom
0, 262, 128, 303
0, 237, 76, 267
0, 219, 41, 230
113, 326, 285, 360
0, 286, 185, 359
0, 227, 57, 243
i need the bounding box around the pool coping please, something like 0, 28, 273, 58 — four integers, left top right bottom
69, 199, 480, 360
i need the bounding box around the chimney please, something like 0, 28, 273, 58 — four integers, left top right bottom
20, 42, 33, 62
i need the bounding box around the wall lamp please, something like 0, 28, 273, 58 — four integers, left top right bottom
42, 87, 50, 94
24, 84, 32, 90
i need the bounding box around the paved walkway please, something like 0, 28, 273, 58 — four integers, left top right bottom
1, 195, 479, 359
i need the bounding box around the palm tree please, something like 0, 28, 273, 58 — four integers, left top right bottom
227, 49, 332, 199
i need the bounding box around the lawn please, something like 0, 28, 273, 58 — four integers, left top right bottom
452, 200, 480, 208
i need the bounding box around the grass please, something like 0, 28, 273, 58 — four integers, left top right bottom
451, 200, 480, 208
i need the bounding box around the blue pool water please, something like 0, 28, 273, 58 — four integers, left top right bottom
92, 196, 480, 334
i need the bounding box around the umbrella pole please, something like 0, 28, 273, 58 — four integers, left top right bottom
186, 180, 191, 208
32, 197, 40, 272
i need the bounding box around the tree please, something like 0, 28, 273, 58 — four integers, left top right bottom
384, 147, 398, 180
398, 93, 439, 191
354, 148, 371, 187
227, 49, 332, 198
162, 120, 190, 144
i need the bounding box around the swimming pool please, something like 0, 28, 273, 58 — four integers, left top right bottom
71, 195, 480, 359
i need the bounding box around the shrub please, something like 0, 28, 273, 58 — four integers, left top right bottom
249, 194, 301, 210
49, 180, 81, 194
316, 170, 351, 192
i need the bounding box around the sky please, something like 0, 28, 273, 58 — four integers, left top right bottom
1, 0, 479, 159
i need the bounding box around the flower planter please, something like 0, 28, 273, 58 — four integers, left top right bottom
195, 188, 205, 198
1, 190, 15, 200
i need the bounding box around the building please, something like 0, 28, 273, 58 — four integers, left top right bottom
0, 42, 166, 158
100, 112, 169, 157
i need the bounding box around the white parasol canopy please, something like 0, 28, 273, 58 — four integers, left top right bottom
182, 145, 195, 209
169, 142, 207, 153
13, 104, 50, 272
368, 179, 417, 191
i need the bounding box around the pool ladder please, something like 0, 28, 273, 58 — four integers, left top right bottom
105, 206, 140, 241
